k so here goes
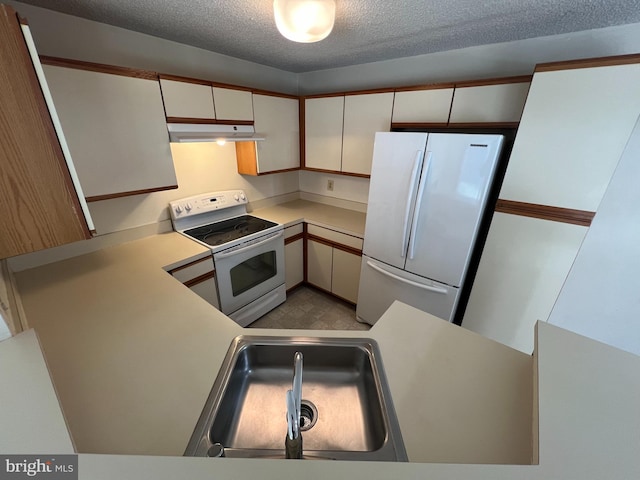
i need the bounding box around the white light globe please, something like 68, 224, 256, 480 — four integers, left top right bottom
274, 0, 336, 43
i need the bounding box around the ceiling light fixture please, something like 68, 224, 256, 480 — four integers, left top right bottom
273, 0, 336, 43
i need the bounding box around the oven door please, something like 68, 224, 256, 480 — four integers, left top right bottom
213, 230, 285, 315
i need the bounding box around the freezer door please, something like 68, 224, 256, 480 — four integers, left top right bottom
404, 134, 504, 287
362, 132, 428, 269
356, 256, 460, 325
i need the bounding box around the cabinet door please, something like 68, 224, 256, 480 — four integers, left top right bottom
212, 87, 253, 121
252, 94, 300, 173
448, 83, 530, 124
0, 9, 90, 258
462, 213, 587, 354
342, 92, 394, 175
159, 79, 216, 119
500, 65, 640, 211
285, 238, 304, 290
304, 96, 344, 171
44, 65, 178, 201
189, 276, 219, 309
392, 88, 454, 124
331, 249, 362, 304
306, 239, 333, 292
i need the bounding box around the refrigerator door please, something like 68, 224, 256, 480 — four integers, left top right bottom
404, 134, 504, 287
362, 132, 428, 269
356, 256, 460, 325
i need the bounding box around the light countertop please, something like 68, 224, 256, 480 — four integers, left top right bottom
7, 200, 640, 479
252, 199, 366, 237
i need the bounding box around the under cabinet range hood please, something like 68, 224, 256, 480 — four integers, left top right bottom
167, 123, 265, 143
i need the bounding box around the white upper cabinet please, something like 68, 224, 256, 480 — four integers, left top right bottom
212, 87, 253, 121
449, 82, 531, 124
392, 88, 454, 124
305, 96, 344, 171
238, 94, 299, 174
159, 79, 216, 119
500, 64, 640, 211
44, 65, 177, 201
342, 92, 394, 175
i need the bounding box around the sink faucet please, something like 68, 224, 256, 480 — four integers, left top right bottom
285, 352, 303, 459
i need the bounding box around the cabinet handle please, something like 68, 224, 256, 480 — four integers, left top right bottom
408, 151, 432, 260
401, 151, 423, 257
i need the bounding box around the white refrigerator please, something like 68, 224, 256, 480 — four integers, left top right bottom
356, 132, 504, 324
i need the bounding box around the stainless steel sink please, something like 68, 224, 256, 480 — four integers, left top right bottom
185, 336, 407, 461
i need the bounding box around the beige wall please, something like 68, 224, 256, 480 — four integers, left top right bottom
88, 143, 299, 234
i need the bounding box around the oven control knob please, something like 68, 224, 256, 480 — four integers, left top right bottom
185, 203, 192, 212
240, 193, 246, 201
234, 194, 240, 201
174, 205, 183, 214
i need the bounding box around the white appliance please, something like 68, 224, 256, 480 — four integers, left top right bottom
170, 190, 285, 327
357, 132, 504, 324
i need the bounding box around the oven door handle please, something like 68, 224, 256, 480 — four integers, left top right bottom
215, 231, 284, 259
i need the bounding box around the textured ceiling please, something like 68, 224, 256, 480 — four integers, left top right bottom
16, 0, 640, 72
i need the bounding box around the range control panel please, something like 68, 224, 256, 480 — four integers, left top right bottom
169, 190, 247, 220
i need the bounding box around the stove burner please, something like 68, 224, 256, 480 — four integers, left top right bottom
184, 215, 278, 247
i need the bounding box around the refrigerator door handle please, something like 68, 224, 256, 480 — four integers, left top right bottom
401, 150, 424, 257
408, 151, 433, 260
367, 260, 448, 294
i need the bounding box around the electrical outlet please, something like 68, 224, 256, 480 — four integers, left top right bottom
327, 179, 334, 191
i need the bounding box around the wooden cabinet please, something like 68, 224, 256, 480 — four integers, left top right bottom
284, 224, 304, 290
159, 79, 253, 122
168, 255, 219, 308
159, 78, 215, 119
342, 93, 394, 175
304, 96, 344, 171
392, 88, 454, 124
449, 82, 530, 124
462, 213, 587, 354
0, 6, 91, 259
305, 224, 363, 304
43, 63, 177, 202
237, 94, 299, 175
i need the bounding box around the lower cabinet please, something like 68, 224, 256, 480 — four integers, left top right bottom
305, 225, 363, 304
307, 239, 333, 291
168, 255, 219, 309
330, 248, 362, 304
284, 224, 304, 290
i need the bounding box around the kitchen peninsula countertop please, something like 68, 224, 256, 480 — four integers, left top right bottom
8, 200, 640, 479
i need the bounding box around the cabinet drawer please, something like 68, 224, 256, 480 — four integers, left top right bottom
170, 256, 214, 283
307, 224, 363, 250
284, 223, 304, 239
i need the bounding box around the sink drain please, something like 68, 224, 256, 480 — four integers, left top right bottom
299, 400, 318, 431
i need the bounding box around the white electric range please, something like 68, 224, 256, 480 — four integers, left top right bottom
170, 190, 285, 326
